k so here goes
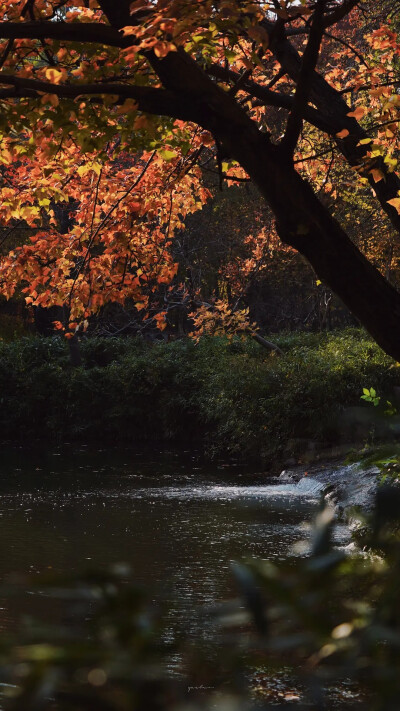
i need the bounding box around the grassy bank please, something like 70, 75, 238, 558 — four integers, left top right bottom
1, 329, 399, 466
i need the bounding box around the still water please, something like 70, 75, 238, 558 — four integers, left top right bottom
0, 446, 348, 647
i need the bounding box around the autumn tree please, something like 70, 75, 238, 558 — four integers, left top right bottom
1, 2, 400, 357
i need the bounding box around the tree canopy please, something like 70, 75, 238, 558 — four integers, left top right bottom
0, 1, 400, 357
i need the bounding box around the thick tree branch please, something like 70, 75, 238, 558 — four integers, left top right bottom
94, 0, 132, 29
207, 65, 339, 136
0, 21, 131, 47
280, 1, 325, 157
0, 74, 199, 123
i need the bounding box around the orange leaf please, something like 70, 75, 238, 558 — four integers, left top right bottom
336, 129, 349, 139
347, 106, 366, 121
387, 197, 400, 214
370, 168, 384, 183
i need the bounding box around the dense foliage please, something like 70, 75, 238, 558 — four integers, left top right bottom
1, 2, 400, 357
1, 330, 398, 465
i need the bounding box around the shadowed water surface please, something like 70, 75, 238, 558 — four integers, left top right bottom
0, 446, 349, 648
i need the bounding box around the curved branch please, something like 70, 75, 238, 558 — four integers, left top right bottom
0, 21, 131, 47
280, 1, 325, 157
324, 29, 369, 67
323, 0, 361, 28
0, 74, 199, 123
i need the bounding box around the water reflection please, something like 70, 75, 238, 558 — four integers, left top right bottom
0, 446, 337, 646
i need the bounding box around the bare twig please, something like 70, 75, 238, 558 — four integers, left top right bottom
324, 29, 369, 68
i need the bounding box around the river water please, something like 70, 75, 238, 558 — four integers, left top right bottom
0, 446, 351, 652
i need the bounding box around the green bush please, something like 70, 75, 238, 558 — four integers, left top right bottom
0, 330, 398, 465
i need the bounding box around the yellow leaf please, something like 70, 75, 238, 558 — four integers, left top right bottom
0, 149, 12, 164
45, 68, 63, 84
91, 162, 102, 176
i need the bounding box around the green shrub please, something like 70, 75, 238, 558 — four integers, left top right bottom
0, 330, 398, 465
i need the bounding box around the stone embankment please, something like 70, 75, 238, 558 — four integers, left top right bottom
278, 460, 379, 517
